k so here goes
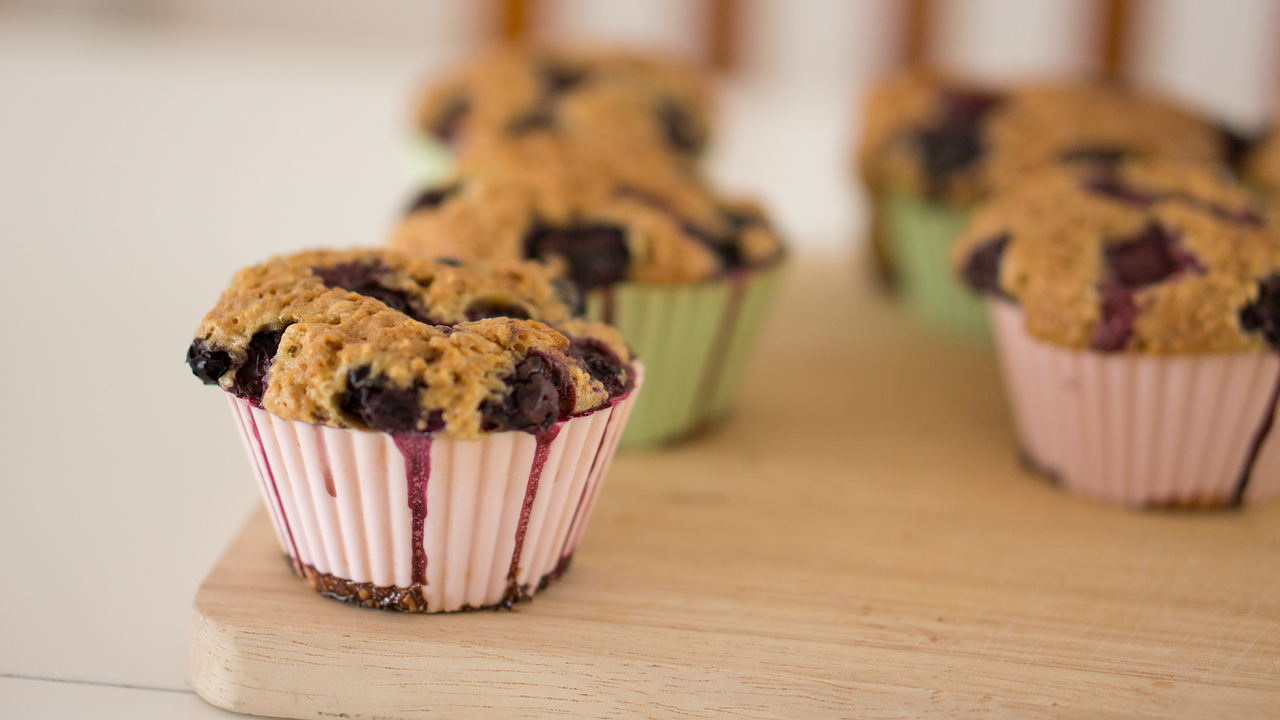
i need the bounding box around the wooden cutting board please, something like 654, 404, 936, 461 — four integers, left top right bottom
190, 258, 1280, 719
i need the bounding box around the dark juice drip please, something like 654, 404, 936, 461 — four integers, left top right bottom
1232, 364, 1280, 505
247, 410, 302, 571
507, 424, 562, 586
393, 434, 433, 585
691, 274, 748, 427
315, 428, 336, 497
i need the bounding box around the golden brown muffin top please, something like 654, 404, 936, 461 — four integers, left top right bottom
859, 73, 1227, 206
952, 161, 1280, 354
415, 45, 712, 166
186, 249, 635, 440
391, 133, 784, 286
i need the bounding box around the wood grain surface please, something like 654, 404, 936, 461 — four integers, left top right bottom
191, 258, 1280, 719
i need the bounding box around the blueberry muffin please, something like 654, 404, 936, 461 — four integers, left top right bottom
858, 74, 1229, 336
411, 46, 712, 184
187, 249, 641, 611
391, 135, 785, 449
951, 160, 1280, 507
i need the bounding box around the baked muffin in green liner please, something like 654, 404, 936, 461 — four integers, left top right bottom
391, 134, 785, 449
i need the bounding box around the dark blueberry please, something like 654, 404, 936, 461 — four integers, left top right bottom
1217, 123, 1255, 169
340, 367, 428, 433
186, 339, 232, 385
915, 126, 984, 198
681, 220, 741, 268
312, 261, 434, 324
658, 98, 702, 154
1240, 274, 1280, 350
523, 224, 630, 290
913, 90, 1002, 198
1082, 174, 1158, 206
1103, 223, 1203, 289
961, 234, 1010, 297
431, 96, 470, 145
541, 63, 588, 95
1092, 282, 1139, 351
569, 337, 629, 397
406, 185, 458, 214
723, 207, 765, 233
1060, 146, 1129, 165
481, 353, 564, 432
231, 329, 285, 402
464, 299, 531, 322
938, 89, 1003, 128
506, 109, 557, 135
614, 185, 744, 269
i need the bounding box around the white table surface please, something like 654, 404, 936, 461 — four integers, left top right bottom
0, 9, 862, 717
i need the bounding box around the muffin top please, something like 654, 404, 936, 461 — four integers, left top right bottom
415, 46, 712, 165
186, 249, 635, 440
390, 134, 784, 286
860, 73, 1227, 206
952, 161, 1280, 354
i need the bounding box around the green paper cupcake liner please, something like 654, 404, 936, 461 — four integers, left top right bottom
584, 263, 785, 450
882, 192, 989, 337
407, 135, 455, 187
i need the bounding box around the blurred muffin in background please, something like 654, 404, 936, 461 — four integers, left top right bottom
410, 46, 713, 185
858, 73, 1230, 337
392, 134, 786, 450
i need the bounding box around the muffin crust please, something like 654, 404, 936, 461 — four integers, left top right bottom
952, 161, 1280, 353
860, 73, 1227, 207
392, 134, 784, 286
415, 46, 712, 165
188, 249, 634, 440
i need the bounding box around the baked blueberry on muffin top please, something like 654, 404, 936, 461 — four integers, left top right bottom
415, 46, 712, 163
952, 161, 1280, 353
392, 136, 784, 287
186, 249, 634, 439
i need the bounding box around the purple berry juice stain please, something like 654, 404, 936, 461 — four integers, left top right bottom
507, 424, 562, 588
393, 434, 433, 586
1237, 280, 1280, 499
1092, 224, 1204, 351
1232, 364, 1280, 505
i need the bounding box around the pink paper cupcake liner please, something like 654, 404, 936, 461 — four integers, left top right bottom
989, 301, 1280, 507
226, 365, 641, 612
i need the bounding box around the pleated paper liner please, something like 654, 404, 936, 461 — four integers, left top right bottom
407, 135, 455, 188
225, 364, 641, 613
583, 264, 785, 450
882, 192, 988, 337
989, 300, 1280, 507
